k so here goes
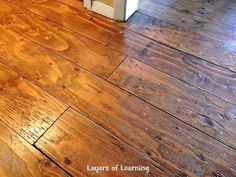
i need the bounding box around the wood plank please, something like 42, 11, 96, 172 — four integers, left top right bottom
139, 0, 236, 28
6, 0, 236, 106
47, 0, 236, 72
8, 0, 236, 70
9, 0, 236, 63
36, 108, 172, 177
0, 1, 125, 79
138, 0, 236, 45
0, 62, 67, 144
108, 57, 236, 149
6, 0, 154, 59
125, 12, 236, 71
124, 12, 236, 105
0, 120, 68, 177
1, 26, 236, 177
56, 0, 85, 11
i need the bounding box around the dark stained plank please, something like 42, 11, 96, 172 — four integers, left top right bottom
139, 0, 236, 28
138, 0, 236, 45
0, 62, 67, 144
36, 108, 172, 177
0, 1, 125, 79
1, 26, 236, 177
108, 57, 236, 149
6, 0, 236, 105
0, 120, 68, 177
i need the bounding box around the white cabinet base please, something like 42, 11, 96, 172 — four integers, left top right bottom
84, 0, 138, 21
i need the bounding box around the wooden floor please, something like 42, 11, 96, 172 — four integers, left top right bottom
0, 0, 236, 176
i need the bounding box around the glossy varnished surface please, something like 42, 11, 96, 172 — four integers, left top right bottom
6, 0, 236, 106
0, 1, 125, 79
1, 0, 236, 176
0, 62, 67, 144
0, 121, 68, 177
0, 25, 236, 176
108, 57, 236, 149
36, 108, 172, 177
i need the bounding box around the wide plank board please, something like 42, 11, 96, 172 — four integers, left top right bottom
36, 108, 172, 177
8, 0, 236, 71
0, 1, 125, 79
138, 0, 236, 44
108, 57, 236, 149
124, 13, 236, 104
139, 0, 236, 29
6, 0, 236, 106
0, 120, 68, 177
0, 62, 67, 144
126, 12, 236, 71
0, 26, 236, 177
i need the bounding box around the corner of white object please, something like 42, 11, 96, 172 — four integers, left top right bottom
124, 0, 139, 21
84, 0, 92, 10
84, 0, 138, 22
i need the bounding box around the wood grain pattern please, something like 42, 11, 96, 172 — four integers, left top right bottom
56, 0, 85, 11
0, 1, 125, 79
125, 12, 236, 71
36, 108, 172, 177
7, 0, 236, 106
138, 0, 236, 45
108, 57, 236, 149
52, 0, 236, 105
9, 0, 236, 71
124, 13, 236, 104
0, 120, 68, 177
1, 26, 236, 177
139, 0, 236, 28
5, 0, 178, 60
0, 62, 67, 144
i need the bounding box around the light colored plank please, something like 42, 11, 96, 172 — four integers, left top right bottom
0, 121, 68, 177
36, 108, 172, 177
0, 63, 67, 144
0, 26, 236, 176
0, 1, 125, 79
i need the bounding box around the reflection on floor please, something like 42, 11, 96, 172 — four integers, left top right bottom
0, 0, 236, 176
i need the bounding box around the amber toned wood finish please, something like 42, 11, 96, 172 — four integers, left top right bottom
0, 1, 125, 79
0, 26, 236, 176
1, 0, 236, 176
0, 62, 67, 144
8, 0, 236, 70
36, 108, 172, 177
0, 121, 68, 177
57, 0, 85, 11
6, 0, 236, 106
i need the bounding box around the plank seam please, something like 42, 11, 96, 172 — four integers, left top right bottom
1, 59, 235, 152
6, 0, 236, 107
